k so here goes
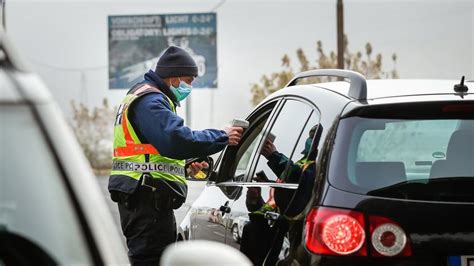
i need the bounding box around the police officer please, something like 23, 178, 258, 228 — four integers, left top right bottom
108, 46, 243, 265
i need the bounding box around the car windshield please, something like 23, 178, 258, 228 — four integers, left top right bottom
0, 104, 91, 264
328, 102, 474, 202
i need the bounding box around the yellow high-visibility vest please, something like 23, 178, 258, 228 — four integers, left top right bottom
109, 83, 186, 195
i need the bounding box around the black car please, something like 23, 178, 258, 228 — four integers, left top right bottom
179, 69, 474, 266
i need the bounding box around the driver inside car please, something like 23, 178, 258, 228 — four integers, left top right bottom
261, 124, 320, 183
240, 125, 323, 265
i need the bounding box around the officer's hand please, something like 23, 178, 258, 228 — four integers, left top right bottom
224, 126, 243, 146
187, 161, 209, 178
261, 139, 277, 159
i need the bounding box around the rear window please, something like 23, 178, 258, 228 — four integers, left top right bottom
329, 102, 474, 202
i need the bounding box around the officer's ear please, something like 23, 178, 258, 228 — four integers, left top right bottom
164, 77, 179, 88
171, 77, 181, 88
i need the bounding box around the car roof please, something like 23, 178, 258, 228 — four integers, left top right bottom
266, 79, 474, 106
312, 79, 471, 100
0, 34, 53, 104
0, 70, 54, 104
259, 77, 474, 115
0, 69, 22, 102
265, 69, 474, 107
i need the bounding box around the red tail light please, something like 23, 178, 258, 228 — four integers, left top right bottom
369, 216, 412, 257
305, 207, 367, 256
305, 207, 412, 258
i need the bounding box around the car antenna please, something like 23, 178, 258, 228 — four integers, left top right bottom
454, 76, 468, 98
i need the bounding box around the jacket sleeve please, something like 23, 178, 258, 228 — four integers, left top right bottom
129, 93, 229, 160
266, 152, 302, 182
267, 152, 289, 177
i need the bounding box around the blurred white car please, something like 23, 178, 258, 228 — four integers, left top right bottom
0, 34, 128, 265
230, 214, 248, 243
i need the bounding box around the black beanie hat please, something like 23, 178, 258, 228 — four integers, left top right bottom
155, 46, 198, 78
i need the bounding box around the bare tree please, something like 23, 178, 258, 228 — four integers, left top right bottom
251, 36, 399, 106
70, 98, 116, 175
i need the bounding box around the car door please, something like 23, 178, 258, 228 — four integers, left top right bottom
223, 98, 321, 264
186, 185, 236, 242
187, 99, 281, 244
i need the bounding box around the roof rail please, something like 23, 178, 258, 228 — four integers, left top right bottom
285, 69, 367, 100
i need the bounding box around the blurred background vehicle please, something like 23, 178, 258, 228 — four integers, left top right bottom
0, 33, 128, 265
231, 214, 248, 243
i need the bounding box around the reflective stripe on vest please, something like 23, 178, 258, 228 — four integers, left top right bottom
111, 83, 186, 185
113, 84, 164, 157
302, 160, 315, 172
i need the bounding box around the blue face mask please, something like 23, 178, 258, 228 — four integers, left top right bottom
171, 79, 192, 102
302, 138, 313, 156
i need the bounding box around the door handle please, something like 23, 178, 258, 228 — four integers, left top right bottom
219, 205, 231, 213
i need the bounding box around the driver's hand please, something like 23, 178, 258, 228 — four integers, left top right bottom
261, 139, 277, 159
187, 161, 209, 178
252, 175, 266, 182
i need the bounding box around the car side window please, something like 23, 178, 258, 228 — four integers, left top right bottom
0, 105, 92, 265
281, 113, 321, 182
234, 125, 266, 179
216, 101, 277, 183
252, 99, 316, 183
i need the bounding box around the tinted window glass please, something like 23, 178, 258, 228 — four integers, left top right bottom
291, 115, 321, 163
329, 115, 474, 202
357, 119, 458, 179
233, 118, 268, 181
252, 100, 313, 183
218, 103, 274, 183
0, 105, 91, 264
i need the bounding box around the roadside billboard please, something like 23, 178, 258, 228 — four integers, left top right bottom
108, 13, 217, 89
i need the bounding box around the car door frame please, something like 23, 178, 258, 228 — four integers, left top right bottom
215, 95, 321, 250
215, 95, 322, 189
203, 97, 285, 244
242, 96, 321, 184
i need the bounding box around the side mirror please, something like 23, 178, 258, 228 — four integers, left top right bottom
185, 156, 214, 181
161, 240, 252, 266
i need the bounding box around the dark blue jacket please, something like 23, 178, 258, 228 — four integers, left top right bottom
128, 70, 229, 160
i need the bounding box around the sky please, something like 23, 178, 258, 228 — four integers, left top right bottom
6, 0, 474, 129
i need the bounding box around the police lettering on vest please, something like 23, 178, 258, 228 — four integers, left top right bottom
112, 161, 186, 176
108, 83, 187, 203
